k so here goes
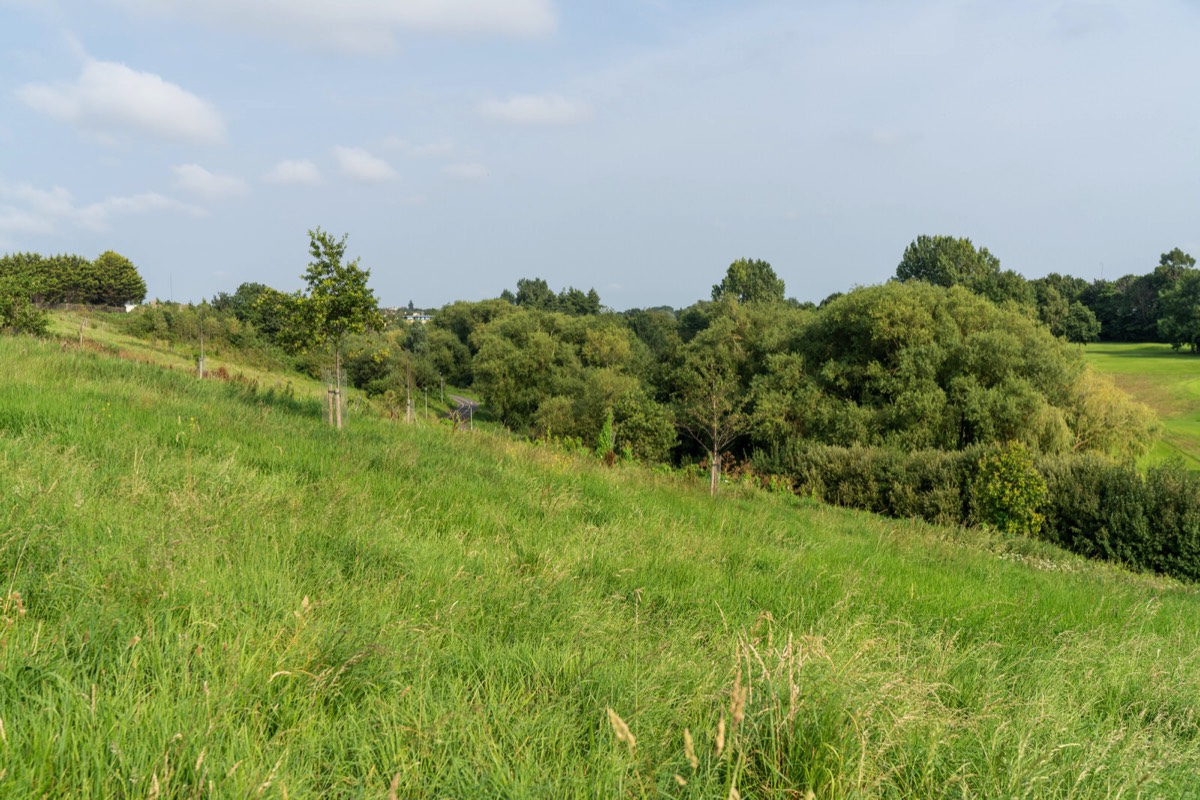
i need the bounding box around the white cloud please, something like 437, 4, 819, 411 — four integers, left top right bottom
110, 0, 556, 53
264, 158, 323, 185
333, 146, 398, 182
444, 163, 489, 181
76, 192, 202, 230
172, 164, 249, 199
478, 94, 593, 125
0, 178, 203, 234
0, 208, 55, 234
17, 58, 225, 145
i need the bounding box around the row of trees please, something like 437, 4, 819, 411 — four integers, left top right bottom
312, 248, 1151, 493
106, 234, 1169, 493
0, 251, 147, 307
894, 235, 1200, 350
0, 250, 148, 335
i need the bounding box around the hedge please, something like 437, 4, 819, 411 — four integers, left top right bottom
755, 442, 1200, 583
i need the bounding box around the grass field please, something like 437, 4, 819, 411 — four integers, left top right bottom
4, 334, 1200, 797
1084, 342, 1200, 468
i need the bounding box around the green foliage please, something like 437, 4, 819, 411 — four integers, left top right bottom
299, 228, 384, 351
507, 277, 603, 315
0, 250, 146, 307
1157, 268, 1200, 352
595, 406, 615, 462
673, 315, 751, 493
0, 275, 49, 335
972, 442, 1048, 536
759, 437, 1200, 582
895, 235, 1002, 289
1080, 249, 1194, 343
786, 282, 1127, 454
711, 257, 785, 304
755, 442, 976, 525
1040, 456, 1200, 582
92, 250, 148, 305
7, 335, 1200, 795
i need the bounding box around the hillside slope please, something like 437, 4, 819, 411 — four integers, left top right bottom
1085, 342, 1200, 468
3, 336, 1200, 798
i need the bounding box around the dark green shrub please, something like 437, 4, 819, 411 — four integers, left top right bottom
1039, 455, 1150, 565
758, 441, 1200, 584
1144, 463, 1200, 582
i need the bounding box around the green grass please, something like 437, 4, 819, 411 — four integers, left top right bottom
1084, 342, 1200, 468
4, 334, 1200, 797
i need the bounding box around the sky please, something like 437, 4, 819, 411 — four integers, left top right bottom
1, 0, 1199, 310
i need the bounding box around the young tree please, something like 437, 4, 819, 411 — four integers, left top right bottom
299, 228, 383, 428
673, 316, 750, 496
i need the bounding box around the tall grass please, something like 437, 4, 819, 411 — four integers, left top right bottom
3, 335, 1200, 797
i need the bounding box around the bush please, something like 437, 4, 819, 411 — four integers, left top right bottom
0, 277, 49, 336
758, 442, 1200, 583
971, 442, 1048, 536
1039, 455, 1151, 565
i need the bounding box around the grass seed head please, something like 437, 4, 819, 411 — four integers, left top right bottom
684, 728, 698, 770
607, 708, 636, 753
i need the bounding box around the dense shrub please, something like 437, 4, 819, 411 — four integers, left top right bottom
757, 443, 1200, 583
754, 443, 978, 526
972, 442, 1048, 536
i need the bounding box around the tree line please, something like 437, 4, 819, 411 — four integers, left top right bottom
0, 250, 148, 334
9, 230, 1200, 580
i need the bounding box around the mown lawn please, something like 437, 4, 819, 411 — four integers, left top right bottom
1084, 342, 1200, 468
3, 335, 1200, 797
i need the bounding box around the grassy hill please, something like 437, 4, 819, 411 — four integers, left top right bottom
1085, 343, 1200, 468
4, 333, 1200, 797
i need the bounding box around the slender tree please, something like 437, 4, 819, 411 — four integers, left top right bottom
300, 228, 383, 428
673, 316, 749, 496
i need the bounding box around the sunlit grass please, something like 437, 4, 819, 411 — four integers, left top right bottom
2, 334, 1200, 797
1084, 342, 1200, 468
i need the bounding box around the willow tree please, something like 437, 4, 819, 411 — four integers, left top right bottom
300, 228, 383, 429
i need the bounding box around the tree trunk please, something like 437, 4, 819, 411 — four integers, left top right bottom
709, 448, 720, 497
334, 347, 344, 430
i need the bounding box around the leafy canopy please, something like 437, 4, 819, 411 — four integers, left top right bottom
711, 258, 785, 305
299, 228, 383, 349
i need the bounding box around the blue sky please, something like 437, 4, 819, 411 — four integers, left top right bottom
2, 0, 1198, 309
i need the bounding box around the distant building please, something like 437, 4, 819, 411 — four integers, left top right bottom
403, 313, 432, 324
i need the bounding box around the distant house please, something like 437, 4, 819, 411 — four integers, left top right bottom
403, 313, 432, 324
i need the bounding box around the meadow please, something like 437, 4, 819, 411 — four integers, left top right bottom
3, 333, 1200, 797
1084, 343, 1200, 468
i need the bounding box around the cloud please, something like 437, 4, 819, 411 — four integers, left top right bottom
264, 158, 323, 185
333, 146, 398, 182
172, 164, 249, 199
109, 0, 556, 53
17, 58, 225, 145
444, 163, 489, 181
0, 178, 203, 234
478, 94, 593, 125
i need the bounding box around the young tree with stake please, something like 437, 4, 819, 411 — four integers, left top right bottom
299, 228, 383, 429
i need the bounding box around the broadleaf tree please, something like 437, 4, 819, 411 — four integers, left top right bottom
673, 315, 750, 496
300, 228, 384, 428
711, 258, 785, 305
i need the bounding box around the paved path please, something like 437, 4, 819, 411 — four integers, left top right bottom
447, 395, 479, 426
